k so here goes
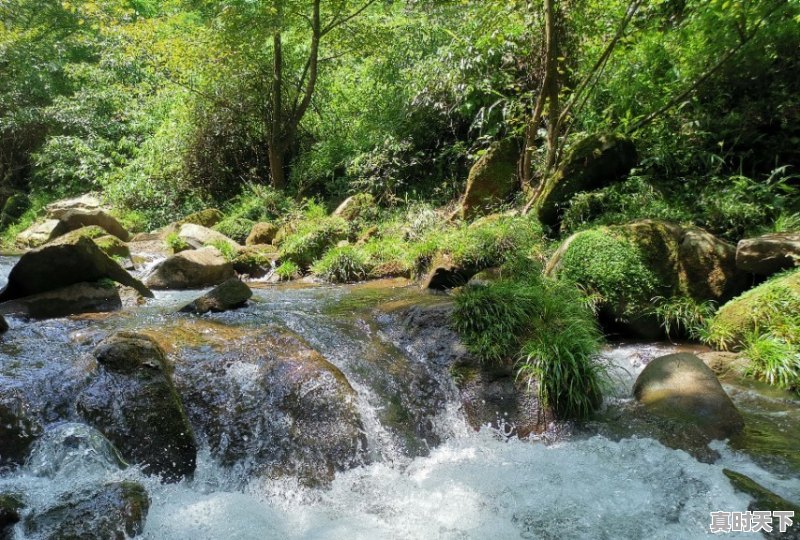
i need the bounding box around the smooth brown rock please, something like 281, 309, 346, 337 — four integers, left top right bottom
736, 232, 800, 275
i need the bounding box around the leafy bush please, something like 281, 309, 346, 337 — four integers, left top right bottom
279, 216, 350, 269
452, 274, 606, 420
312, 245, 370, 283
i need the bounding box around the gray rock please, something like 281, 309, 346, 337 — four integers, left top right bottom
144, 246, 235, 290
179, 278, 252, 314
736, 232, 800, 275
0, 281, 122, 319
15, 219, 67, 248
178, 223, 240, 251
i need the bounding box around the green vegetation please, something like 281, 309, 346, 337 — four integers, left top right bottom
275, 261, 301, 282
207, 240, 238, 262
650, 296, 717, 340
164, 232, 190, 254
312, 246, 369, 284
452, 271, 606, 420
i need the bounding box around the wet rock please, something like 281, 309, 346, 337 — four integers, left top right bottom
0, 281, 123, 319
77, 332, 197, 482
178, 223, 240, 251
460, 138, 521, 220
0, 493, 23, 540
245, 222, 279, 246
26, 423, 127, 478
546, 220, 747, 338
0, 315, 7, 335
422, 255, 478, 291
144, 246, 235, 289
165, 324, 366, 485
15, 219, 67, 248
24, 481, 149, 540
0, 391, 41, 468
333, 193, 377, 222
232, 245, 278, 277
0, 236, 153, 303
633, 353, 744, 440
179, 278, 252, 314
723, 469, 800, 539
534, 132, 637, 229
736, 232, 800, 276
175, 208, 224, 229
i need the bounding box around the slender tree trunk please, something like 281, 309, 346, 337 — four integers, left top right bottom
269, 24, 286, 189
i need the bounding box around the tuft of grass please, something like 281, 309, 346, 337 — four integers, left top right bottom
312, 245, 370, 283
275, 260, 301, 281
164, 232, 190, 253
743, 332, 800, 391
651, 296, 717, 340
279, 216, 350, 269
452, 275, 606, 420
207, 239, 237, 261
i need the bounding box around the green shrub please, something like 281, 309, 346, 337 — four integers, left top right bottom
453, 275, 606, 420
743, 333, 800, 391
279, 216, 350, 269
213, 217, 255, 244
650, 296, 718, 340
312, 245, 370, 283
275, 260, 301, 281
164, 232, 190, 253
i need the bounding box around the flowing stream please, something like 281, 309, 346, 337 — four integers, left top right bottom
0, 255, 798, 539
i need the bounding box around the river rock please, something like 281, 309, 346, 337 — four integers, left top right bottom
46, 195, 128, 240
178, 223, 240, 251
0, 391, 41, 467
232, 245, 278, 277
179, 278, 252, 314
24, 481, 149, 540
0, 237, 152, 304
76, 332, 197, 482
460, 138, 521, 220
26, 423, 127, 479
175, 208, 224, 228
0, 493, 23, 540
0, 315, 7, 335
94, 235, 130, 259
45, 194, 104, 217
633, 353, 744, 440
144, 246, 235, 289
15, 219, 67, 248
736, 232, 800, 276
0, 281, 123, 319
723, 469, 800, 539
546, 220, 747, 338
534, 132, 637, 229
246, 222, 279, 245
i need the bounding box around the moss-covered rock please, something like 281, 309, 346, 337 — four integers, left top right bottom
178, 223, 240, 251
24, 481, 149, 540
176, 208, 224, 228
144, 246, 236, 289
94, 235, 130, 259
179, 278, 252, 314
46, 225, 107, 246
706, 269, 800, 350
535, 132, 637, 229
460, 138, 521, 220
245, 221, 279, 246
232, 245, 278, 277
213, 217, 256, 245
546, 220, 747, 337
633, 353, 744, 440
15, 219, 68, 248
77, 332, 197, 482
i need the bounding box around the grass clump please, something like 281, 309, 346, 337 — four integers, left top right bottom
452, 271, 606, 420
164, 232, 191, 253
279, 216, 350, 269
275, 260, 301, 281
207, 239, 238, 261
312, 245, 370, 283
651, 296, 718, 340
743, 333, 800, 391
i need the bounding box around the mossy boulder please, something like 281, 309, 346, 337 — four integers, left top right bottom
178, 223, 240, 251
46, 225, 106, 246
24, 481, 149, 540
232, 245, 278, 277
77, 332, 197, 482
633, 353, 744, 440
706, 269, 800, 350
332, 193, 378, 222
179, 278, 252, 314
279, 217, 350, 269
535, 132, 637, 229
144, 246, 236, 289
0, 493, 23, 540
246, 222, 279, 246
176, 208, 224, 228
546, 220, 747, 337
460, 138, 521, 220
0, 236, 152, 303
213, 217, 256, 245
94, 235, 130, 259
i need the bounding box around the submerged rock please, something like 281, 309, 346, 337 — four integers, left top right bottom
179, 278, 252, 314
534, 132, 637, 229
0, 237, 152, 304
460, 138, 521, 220
633, 353, 744, 440
736, 232, 800, 276
26, 423, 127, 479
0, 391, 42, 468
24, 481, 149, 540
144, 246, 235, 290
77, 332, 197, 482
0, 493, 23, 540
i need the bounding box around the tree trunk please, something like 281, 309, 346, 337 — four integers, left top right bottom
269, 6, 285, 189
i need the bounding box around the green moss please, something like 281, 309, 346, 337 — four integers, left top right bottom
213, 217, 256, 244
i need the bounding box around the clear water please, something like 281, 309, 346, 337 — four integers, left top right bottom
1, 256, 798, 539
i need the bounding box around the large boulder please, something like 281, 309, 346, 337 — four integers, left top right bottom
0, 237, 152, 303
546, 220, 748, 337
76, 332, 197, 482
706, 269, 800, 350
44, 195, 127, 236
23, 481, 149, 540
174, 208, 224, 229
179, 278, 252, 314
246, 222, 279, 246
460, 138, 521, 220
144, 246, 236, 289
0, 281, 123, 319
178, 223, 240, 251
633, 353, 744, 440
736, 232, 800, 276
232, 245, 278, 277
0, 391, 41, 467
534, 132, 637, 229
15, 219, 67, 248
